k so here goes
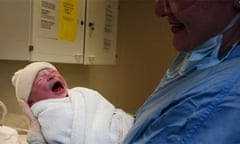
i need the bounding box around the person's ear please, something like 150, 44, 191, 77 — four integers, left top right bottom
233, 0, 240, 10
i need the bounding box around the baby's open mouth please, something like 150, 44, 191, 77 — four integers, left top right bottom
52, 81, 64, 92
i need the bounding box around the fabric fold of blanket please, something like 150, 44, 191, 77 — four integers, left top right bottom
31, 87, 133, 144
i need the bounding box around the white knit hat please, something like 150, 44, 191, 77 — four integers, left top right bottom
11, 62, 57, 101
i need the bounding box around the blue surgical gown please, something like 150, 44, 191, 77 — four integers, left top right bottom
123, 44, 240, 144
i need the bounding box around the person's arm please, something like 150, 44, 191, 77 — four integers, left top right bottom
18, 100, 47, 144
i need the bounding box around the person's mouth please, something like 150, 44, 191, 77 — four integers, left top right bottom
52, 81, 64, 93
170, 22, 185, 33
168, 17, 185, 33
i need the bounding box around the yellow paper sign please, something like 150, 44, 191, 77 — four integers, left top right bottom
59, 0, 78, 42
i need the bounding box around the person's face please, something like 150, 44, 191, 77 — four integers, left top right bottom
155, 0, 236, 52
28, 68, 68, 107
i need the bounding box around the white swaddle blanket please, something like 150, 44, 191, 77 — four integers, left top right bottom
31, 87, 133, 144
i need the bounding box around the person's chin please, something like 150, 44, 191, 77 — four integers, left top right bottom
173, 39, 192, 52
173, 33, 194, 52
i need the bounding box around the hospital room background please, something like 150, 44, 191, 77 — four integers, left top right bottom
0, 0, 177, 142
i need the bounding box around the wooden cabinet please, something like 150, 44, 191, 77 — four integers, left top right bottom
84, 0, 118, 64
0, 0, 118, 64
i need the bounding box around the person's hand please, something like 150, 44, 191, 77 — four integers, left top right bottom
18, 99, 41, 132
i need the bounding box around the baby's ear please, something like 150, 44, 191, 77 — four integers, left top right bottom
233, 0, 240, 10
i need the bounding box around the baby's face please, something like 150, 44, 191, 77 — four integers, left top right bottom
28, 68, 68, 107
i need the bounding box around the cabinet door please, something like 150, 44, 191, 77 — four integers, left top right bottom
30, 0, 85, 64
0, 0, 31, 60
84, 0, 118, 64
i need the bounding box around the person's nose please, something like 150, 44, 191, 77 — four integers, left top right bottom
155, 0, 172, 17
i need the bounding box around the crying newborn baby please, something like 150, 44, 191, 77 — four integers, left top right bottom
12, 62, 134, 144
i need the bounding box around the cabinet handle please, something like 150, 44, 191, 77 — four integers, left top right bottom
88, 22, 95, 31
80, 20, 84, 26
29, 45, 34, 52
